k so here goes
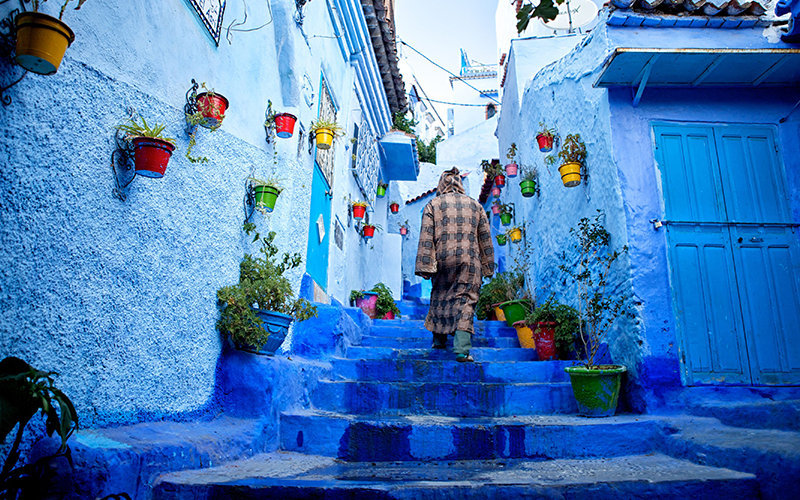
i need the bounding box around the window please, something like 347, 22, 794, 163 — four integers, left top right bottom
486, 103, 497, 119
186, 0, 226, 46
315, 78, 337, 186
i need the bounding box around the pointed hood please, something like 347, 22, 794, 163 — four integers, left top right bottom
436, 167, 465, 196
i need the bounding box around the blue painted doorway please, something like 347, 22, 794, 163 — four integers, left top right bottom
654, 123, 800, 385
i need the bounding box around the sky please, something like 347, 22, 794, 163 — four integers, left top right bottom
394, 0, 500, 126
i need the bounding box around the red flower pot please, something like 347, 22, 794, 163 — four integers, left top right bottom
533, 321, 557, 360
352, 204, 367, 219
390, 203, 399, 214
505, 163, 518, 177
363, 225, 376, 238
494, 174, 506, 187
274, 113, 297, 138
132, 137, 175, 178
196, 92, 229, 128
355, 292, 378, 319
382, 311, 395, 320
491, 186, 501, 198
491, 204, 501, 215
536, 134, 554, 152
400, 226, 408, 235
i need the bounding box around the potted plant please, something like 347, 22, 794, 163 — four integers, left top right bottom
362, 223, 382, 239
351, 201, 368, 220
273, 112, 297, 138
505, 143, 519, 177
491, 186, 502, 198
526, 298, 580, 361
310, 118, 344, 150
477, 272, 521, 321
376, 181, 388, 198
248, 177, 282, 214
217, 223, 317, 355
398, 220, 409, 236
350, 289, 379, 318
116, 114, 177, 179
496, 233, 507, 246
1, 356, 78, 499
194, 87, 229, 129
389, 201, 400, 214
519, 167, 538, 197
498, 203, 513, 226
507, 225, 523, 243
557, 134, 586, 188
371, 282, 401, 319
490, 200, 502, 216
535, 122, 558, 152
14, 0, 86, 75
559, 211, 629, 417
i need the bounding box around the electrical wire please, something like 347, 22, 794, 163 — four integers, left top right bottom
408, 93, 498, 107
398, 39, 501, 105
225, 0, 274, 44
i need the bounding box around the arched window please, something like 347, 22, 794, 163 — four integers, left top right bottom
486, 103, 497, 119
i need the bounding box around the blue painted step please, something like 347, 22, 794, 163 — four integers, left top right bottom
330, 358, 572, 383
372, 319, 516, 337
152, 452, 759, 500
311, 380, 576, 416
346, 346, 540, 362
280, 411, 670, 461
359, 335, 519, 348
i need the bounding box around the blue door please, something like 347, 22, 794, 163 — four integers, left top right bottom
654, 123, 800, 385
306, 163, 331, 292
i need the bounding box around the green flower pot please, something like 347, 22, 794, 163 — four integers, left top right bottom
496, 234, 507, 246
520, 180, 537, 197
377, 184, 386, 198
254, 185, 280, 212
499, 299, 531, 327
500, 212, 512, 226
564, 365, 626, 417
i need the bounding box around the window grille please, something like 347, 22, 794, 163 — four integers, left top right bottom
187, 0, 226, 46
315, 79, 337, 186
352, 118, 380, 205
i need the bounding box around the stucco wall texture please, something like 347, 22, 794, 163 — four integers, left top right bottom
0, 0, 394, 427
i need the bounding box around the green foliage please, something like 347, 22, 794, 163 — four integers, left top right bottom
544, 154, 558, 169
370, 283, 401, 318
506, 142, 518, 161
516, 0, 563, 34
417, 135, 442, 164
116, 115, 176, 146
477, 271, 525, 320
349, 290, 365, 304
1, 357, 78, 497
537, 122, 557, 139
558, 211, 629, 368
392, 112, 417, 135
527, 297, 580, 359
481, 159, 503, 177
557, 133, 587, 165
248, 176, 283, 192
310, 118, 344, 137
217, 223, 317, 350
520, 166, 538, 183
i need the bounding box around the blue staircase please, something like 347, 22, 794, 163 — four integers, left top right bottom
149, 301, 800, 499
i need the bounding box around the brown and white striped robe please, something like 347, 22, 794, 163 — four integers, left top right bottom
414, 168, 494, 335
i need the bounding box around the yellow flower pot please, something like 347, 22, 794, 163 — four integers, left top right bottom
513, 321, 536, 349
508, 227, 522, 243
491, 304, 506, 322
558, 162, 582, 188
15, 12, 75, 75
315, 128, 335, 150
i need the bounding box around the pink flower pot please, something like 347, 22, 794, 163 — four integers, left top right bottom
505, 163, 518, 177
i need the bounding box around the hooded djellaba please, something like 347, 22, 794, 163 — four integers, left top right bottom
414, 167, 494, 355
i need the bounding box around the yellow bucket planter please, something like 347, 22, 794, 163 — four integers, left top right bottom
512, 321, 536, 349
491, 303, 506, 322
15, 12, 75, 75
558, 162, 582, 187
508, 227, 522, 243
315, 128, 335, 150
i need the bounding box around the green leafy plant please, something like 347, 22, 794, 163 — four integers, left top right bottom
370, 282, 401, 318
481, 159, 503, 177
391, 112, 418, 135
362, 223, 382, 236
497, 202, 513, 217
417, 135, 443, 164
477, 271, 525, 320
506, 142, 517, 162
116, 115, 176, 146
217, 222, 317, 350
29, 0, 88, 20
349, 290, 365, 305
1, 357, 78, 498
516, 0, 564, 34
558, 211, 629, 368
378, 181, 388, 190
310, 118, 345, 137
520, 166, 538, 182
527, 297, 580, 359
537, 122, 557, 139
557, 133, 587, 166
184, 83, 225, 163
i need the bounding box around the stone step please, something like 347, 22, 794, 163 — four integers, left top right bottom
686, 398, 800, 432
311, 379, 577, 416
371, 319, 516, 337
280, 411, 669, 461
359, 334, 520, 349
152, 451, 759, 500
329, 358, 572, 383
345, 346, 540, 362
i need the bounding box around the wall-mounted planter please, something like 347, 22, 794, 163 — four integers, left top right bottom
491, 204, 501, 215
389, 203, 399, 214
376, 184, 387, 198
520, 180, 537, 197
399, 226, 408, 235
533, 321, 557, 360
505, 163, 518, 178
496, 234, 507, 246
508, 227, 522, 243
14, 12, 75, 75
491, 186, 501, 198
196, 92, 229, 128
536, 133, 554, 152
132, 137, 176, 178
500, 212, 512, 226
362, 224, 376, 239
352, 203, 367, 220
254, 185, 281, 213
559, 162, 582, 187
274, 113, 297, 138
315, 128, 335, 150
494, 174, 506, 187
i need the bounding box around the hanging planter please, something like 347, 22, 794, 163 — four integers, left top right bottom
362, 223, 379, 239
399, 226, 408, 235
274, 113, 297, 138
491, 186, 501, 198
491, 203, 501, 215
533, 322, 557, 360
494, 174, 506, 187
504, 143, 519, 177
376, 182, 388, 198
536, 123, 558, 152
14, 12, 75, 75
520, 180, 537, 197
559, 162, 582, 187
508, 227, 523, 243
250, 179, 282, 213
311, 118, 344, 151
513, 321, 536, 349
389, 202, 400, 214
352, 202, 367, 220
564, 366, 626, 417
196, 91, 229, 129
557, 134, 587, 188
132, 137, 175, 178
505, 163, 518, 177
496, 234, 507, 246
500, 212, 512, 226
